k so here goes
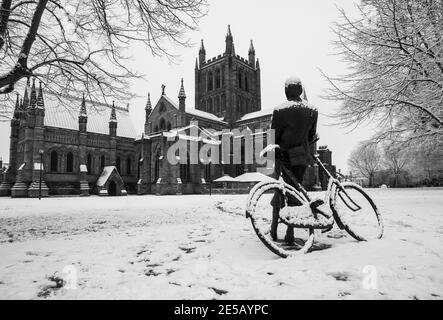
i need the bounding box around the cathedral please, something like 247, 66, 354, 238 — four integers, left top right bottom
0, 26, 335, 197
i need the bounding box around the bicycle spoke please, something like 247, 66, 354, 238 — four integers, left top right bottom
333, 183, 383, 241
248, 183, 314, 257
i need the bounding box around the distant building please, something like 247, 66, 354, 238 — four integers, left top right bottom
0, 79, 137, 197
135, 26, 334, 195
0, 26, 336, 197
317, 145, 336, 190
135, 26, 272, 195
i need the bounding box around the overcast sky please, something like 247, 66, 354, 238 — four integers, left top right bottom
0, 0, 375, 173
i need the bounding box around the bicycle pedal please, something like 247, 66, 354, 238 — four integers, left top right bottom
321, 225, 334, 233
310, 199, 325, 209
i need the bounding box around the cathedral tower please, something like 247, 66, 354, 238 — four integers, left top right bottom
194, 25, 261, 124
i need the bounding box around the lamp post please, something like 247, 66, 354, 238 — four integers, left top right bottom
208, 159, 212, 196
38, 149, 44, 200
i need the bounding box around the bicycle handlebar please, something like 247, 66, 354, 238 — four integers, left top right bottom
259, 136, 320, 159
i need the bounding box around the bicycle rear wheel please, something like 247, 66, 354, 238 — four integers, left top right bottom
330, 182, 383, 241
246, 181, 314, 258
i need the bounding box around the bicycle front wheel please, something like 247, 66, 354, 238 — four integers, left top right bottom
330, 182, 383, 241
247, 180, 314, 258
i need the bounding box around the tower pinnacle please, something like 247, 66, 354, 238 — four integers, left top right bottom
248, 40, 256, 66
178, 78, 186, 112
30, 78, 37, 108
13, 93, 20, 119
23, 78, 30, 109
178, 78, 186, 99
199, 39, 206, 53
199, 39, 206, 65
249, 40, 255, 54
36, 81, 45, 109
80, 93, 87, 117
145, 93, 152, 112
225, 25, 235, 55
110, 101, 117, 122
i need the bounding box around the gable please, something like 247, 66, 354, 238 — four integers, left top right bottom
149, 96, 180, 133
96, 166, 124, 187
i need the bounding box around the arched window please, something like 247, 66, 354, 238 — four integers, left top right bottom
180, 154, 191, 183
100, 155, 105, 172
208, 98, 213, 114
66, 152, 74, 173
221, 67, 225, 88
208, 71, 213, 91
87, 154, 92, 173
167, 122, 172, 131
126, 157, 132, 175
159, 118, 166, 131
159, 103, 166, 114
50, 151, 58, 172
216, 96, 221, 115
215, 68, 221, 89
154, 125, 159, 133
116, 157, 121, 173
221, 94, 226, 112
238, 70, 242, 89
245, 75, 249, 92
154, 152, 161, 182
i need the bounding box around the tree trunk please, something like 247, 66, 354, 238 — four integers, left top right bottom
0, 0, 48, 93
0, 0, 12, 52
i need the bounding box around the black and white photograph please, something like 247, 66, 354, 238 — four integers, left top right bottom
0, 0, 442, 303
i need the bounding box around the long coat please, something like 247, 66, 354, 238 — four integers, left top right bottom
271, 99, 318, 166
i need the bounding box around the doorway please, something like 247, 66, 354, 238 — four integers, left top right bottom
108, 180, 117, 196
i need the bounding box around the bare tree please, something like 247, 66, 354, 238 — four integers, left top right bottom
323, 0, 442, 150
0, 0, 207, 120
383, 143, 409, 187
348, 142, 382, 187
408, 142, 443, 184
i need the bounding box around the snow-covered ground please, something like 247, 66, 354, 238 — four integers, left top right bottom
0, 188, 442, 300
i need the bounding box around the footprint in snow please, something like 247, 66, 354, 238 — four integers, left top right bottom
179, 246, 196, 254
328, 271, 351, 282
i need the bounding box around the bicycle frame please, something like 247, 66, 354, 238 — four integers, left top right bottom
276, 153, 362, 213
314, 155, 362, 212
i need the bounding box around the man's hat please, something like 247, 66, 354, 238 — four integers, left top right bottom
285, 77, 302, 88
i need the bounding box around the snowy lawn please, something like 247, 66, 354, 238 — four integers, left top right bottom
0, 188, 442, 300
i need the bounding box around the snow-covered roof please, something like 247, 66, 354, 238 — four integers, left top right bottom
44, 93, 136, 139
238, 109, 273, 122
235, 172, 275, 183
186, 108, 227, 124
214, 175, 237, 183
162, 95, 179, 109
158, 94, 227, 125
96, 166, 117, 187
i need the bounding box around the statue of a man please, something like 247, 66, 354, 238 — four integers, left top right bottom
270, 77, 319, 243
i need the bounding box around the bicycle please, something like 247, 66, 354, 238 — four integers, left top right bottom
245, 144, 384, 258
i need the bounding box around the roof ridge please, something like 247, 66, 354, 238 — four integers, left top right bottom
44, 91, 130, 112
